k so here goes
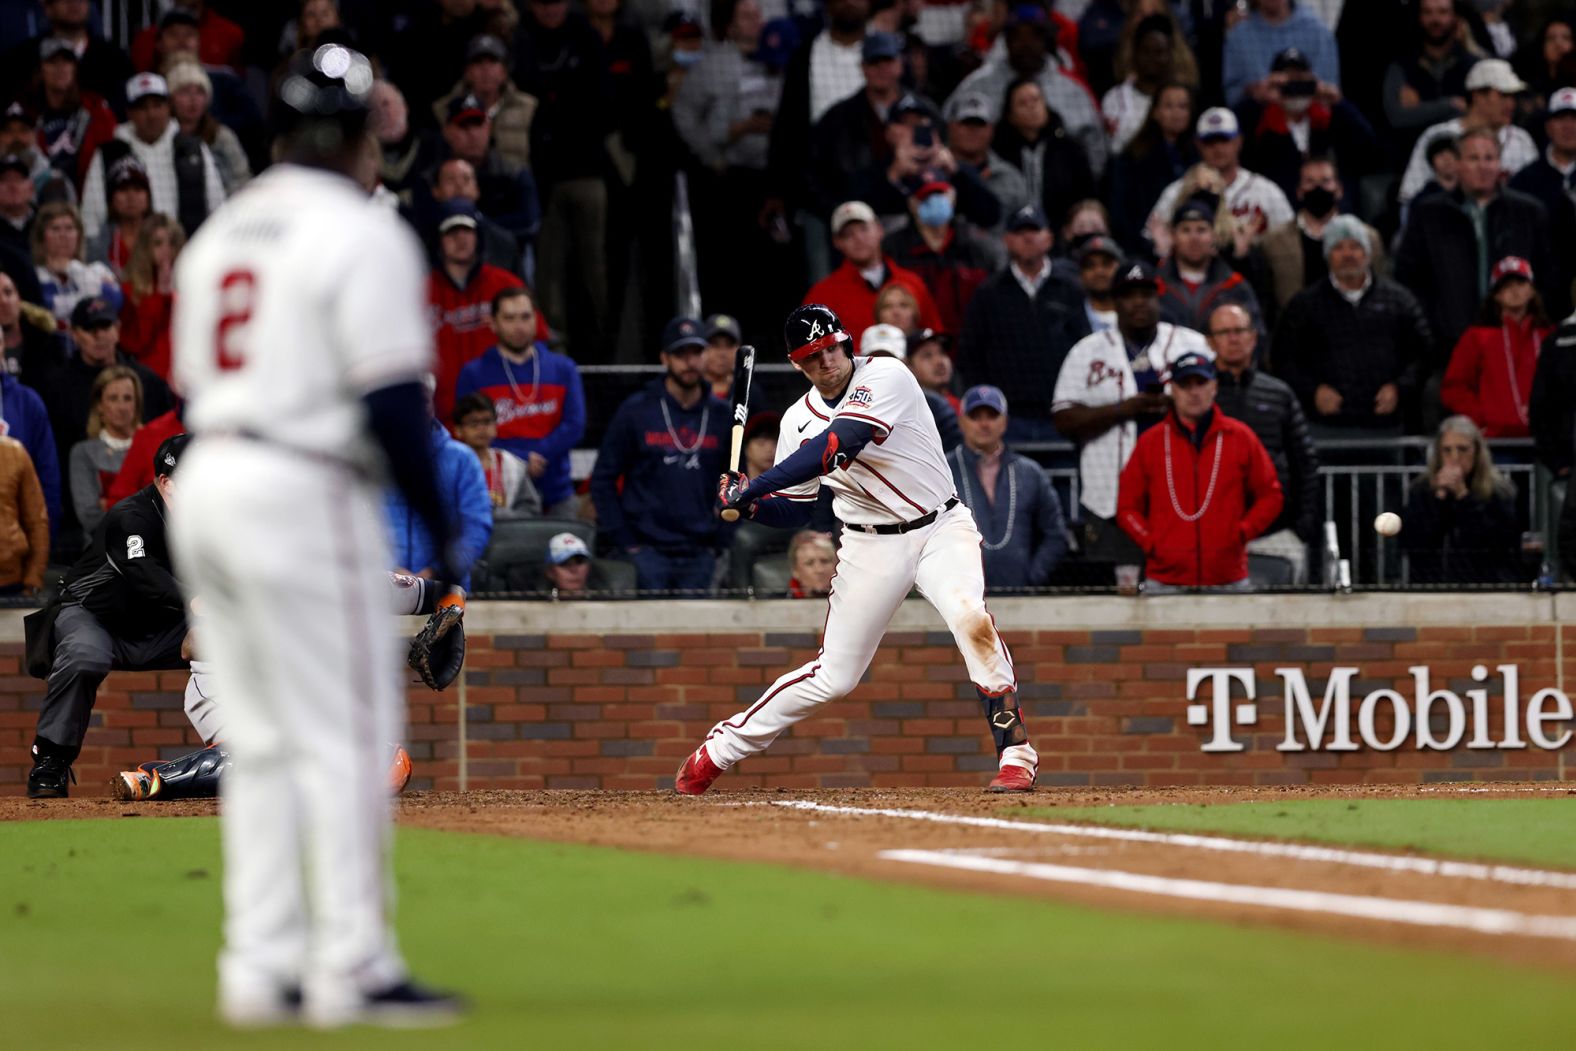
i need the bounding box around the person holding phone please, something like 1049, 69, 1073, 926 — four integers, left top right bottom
1237, 48, 1380, 205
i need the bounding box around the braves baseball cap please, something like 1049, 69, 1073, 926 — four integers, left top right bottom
953, 93, 993, 125
1551, 88, 1576, 116
1007, 3, 1050, 28
911, 168, 951, 199
158, 8, 200, 31
446, 92, 487, 125
1077, 235, 1123, 263
662, 315, 706, 354
890, 93, 930, 123
859, 323, 908, 359
153, 433, 191, 480
466, 34, 510, 64
704, 314, 742, 344
830, 200, 877, 235
1006, 203, 1047, 232
544, 532, 591, 566
1196, 107, 1239, 141
2, 101, 33, 128
663, 11, 705, 40
437, 198, 479, 233
1171, 197, 1216, 227
0, 153, 28, 178
1465, 58, 1527, 95
39, 37, 77, 62
1270, 47, 1311, 73
1112, 259, 1160, 293
962, 385, 1008, 415
1169, 351, 1215, 383
906, 327, 947, 354
743, 411, 780, 445
862, 31, 903, 63
126, 72, 169, 104
1491, 255, 1534, 287
70, 296, 118, 329
107, 156, 151, 192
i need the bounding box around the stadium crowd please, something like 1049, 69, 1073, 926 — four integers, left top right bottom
0, 0, 1570, 597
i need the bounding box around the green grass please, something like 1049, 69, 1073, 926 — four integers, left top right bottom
2, 816, 1573, 1050
1020, 799, 1576, 869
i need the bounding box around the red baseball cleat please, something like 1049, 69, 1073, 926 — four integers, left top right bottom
986, 765, 1036, 793
674, 743, 724, 795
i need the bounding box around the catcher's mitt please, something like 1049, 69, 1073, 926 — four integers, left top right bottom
408, 603, 465, 690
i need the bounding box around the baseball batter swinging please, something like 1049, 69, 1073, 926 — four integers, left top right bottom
677, 304, 1038, 794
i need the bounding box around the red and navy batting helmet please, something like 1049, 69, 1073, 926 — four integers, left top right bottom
784, 303, 850, 363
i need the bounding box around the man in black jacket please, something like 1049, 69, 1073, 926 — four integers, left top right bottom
1394, 127, 1560, 377
1208, 303, 1319, 583
1276, 217, 1432, 438
26, 435, 189, 797
1508, 88, 1576, 301
957, 203, 1081, 441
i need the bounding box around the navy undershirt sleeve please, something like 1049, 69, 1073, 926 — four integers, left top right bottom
743, 418, 877, 502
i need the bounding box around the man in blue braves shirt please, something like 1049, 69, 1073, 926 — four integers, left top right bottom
591, 316, 732, 593
454, 286, 584, 515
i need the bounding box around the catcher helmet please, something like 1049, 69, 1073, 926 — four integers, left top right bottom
784, 303, 851, 363
272, 43, 375, 159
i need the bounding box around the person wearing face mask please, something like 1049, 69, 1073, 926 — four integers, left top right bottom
881, 170, 1003, 337
1259, 155, 1385, 315
1238, 48, 1379, 206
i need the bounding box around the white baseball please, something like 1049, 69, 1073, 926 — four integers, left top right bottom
1374, 512, 1402, 537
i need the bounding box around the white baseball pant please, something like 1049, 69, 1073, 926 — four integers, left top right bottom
171, 439, 408, 1020
705, 504, 1037, 772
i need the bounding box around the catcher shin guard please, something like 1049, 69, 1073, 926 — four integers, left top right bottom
141, 743, 232, 800
978, 687, 1029, 756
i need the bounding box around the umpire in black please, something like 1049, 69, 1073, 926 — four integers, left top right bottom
25, 435, 191, 797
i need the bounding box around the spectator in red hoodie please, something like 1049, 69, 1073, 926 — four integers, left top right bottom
118, 214, 183, 382
428, 198, 523, 422
130, 4, 244, 73
1441, 255, 1553, 440
1117, 350, 1283, 591
802, 199, 941, 335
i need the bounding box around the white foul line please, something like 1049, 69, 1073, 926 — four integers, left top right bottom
878, 850, 1576, 942
769, 801, 1576, 892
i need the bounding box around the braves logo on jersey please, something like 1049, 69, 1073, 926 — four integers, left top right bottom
1086, 360, 1123, 389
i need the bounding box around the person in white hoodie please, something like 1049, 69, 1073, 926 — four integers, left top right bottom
78, 72, 225, 241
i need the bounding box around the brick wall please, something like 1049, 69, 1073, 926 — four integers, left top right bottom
2, 602, 1571, 792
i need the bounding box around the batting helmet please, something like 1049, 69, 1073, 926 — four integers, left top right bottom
784, 304, 850, 363
272, 43, 375, 158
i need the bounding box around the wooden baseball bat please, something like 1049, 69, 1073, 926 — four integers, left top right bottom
720, 344, 756, 522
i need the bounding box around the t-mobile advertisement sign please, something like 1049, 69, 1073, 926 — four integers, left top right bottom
1185, 666, 1576, 753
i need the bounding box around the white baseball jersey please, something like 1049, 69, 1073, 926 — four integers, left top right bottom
1052, 323, 1212, 520
1148, 166, 1293, 240
770, 356, 955, 527
172, 164, 432, 466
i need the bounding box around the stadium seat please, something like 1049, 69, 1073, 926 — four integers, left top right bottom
751, 553, 792, 595
473, 517, 595, 592
1248, 553, 1295, 588
728, 519, 790, 590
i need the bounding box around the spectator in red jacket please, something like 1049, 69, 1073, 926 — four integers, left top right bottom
428, 199, 523, 422
1117, 351, 1283, 590
1441, 255, 1553, 440
104, 404, 182, 507
130, 4, 244, 74
882, 171, 1002, 338
118, 214, 183, 381
802, 200, 941, 335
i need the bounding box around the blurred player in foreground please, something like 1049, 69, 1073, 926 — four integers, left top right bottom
170, 45, 464, 1028
688, 303, 1039, 794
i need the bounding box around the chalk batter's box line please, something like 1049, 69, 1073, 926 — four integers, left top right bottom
877, 849, 1576, 943
763, 801, 1576, 892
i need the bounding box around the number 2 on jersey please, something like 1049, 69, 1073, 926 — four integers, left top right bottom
216, 269, 257, 370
